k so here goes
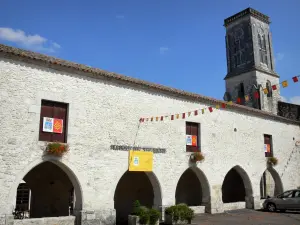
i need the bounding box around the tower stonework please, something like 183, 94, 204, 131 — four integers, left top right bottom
223, 8, 280, 114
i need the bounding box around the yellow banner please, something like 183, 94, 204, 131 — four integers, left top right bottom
128, 150, 153, 172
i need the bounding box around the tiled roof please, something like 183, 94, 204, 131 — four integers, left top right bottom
0, 43, 299, 125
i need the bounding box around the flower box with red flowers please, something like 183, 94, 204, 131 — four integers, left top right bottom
46, 142, 69, 156
190, 152, 205, 163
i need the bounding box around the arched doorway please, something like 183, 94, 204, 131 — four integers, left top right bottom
175, 167, 210, 208
260, 167, 284, 199
14, 161, 82, 218
114, 171, 162, 225
222, 166, 253, 207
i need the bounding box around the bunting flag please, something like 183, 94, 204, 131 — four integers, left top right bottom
245, 95, 249, 102
282, 80, 288, 88
139, 75, 299, 123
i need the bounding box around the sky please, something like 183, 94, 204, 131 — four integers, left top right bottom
1, 0, 300, 104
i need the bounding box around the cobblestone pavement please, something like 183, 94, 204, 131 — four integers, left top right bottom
191, 209, 300, 225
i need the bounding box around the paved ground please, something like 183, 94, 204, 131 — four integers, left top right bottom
191, 209, 300, 225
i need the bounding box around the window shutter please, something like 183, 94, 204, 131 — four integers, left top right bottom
39, 101, 54, 142
186, 123, 191, 135
186, 122, 199, 152
264, 135, 270, 144
52, 102, 68, 143
264, 135, 272, 157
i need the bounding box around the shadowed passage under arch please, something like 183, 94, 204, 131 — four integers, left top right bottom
14, 161, 82, 218
175, 167, 210, 207
114, 171, 162, 225
260, 167, 284, 198
222, 166, 253, 205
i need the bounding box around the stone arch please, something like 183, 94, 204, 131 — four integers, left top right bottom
222, 165, 253, 208
7, 158, 83, 216
260, 167, 284, 198
175, 167, 210, 207
114, 171, 162, 225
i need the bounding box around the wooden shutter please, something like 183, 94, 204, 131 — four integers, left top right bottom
39, 100, 68, 143
186, 122, 200, 152
264, 134, 272, 157
52, 102, 68, 143
39, 100, 54, 142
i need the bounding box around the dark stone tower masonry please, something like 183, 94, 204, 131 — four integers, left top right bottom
223, 8, 281, 114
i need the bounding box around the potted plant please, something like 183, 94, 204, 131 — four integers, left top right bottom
46, 142, 69, 156
128, 200, 160, 225
165, 204, 194, 225
189, 152, 205, 163
267, 156, 278, 166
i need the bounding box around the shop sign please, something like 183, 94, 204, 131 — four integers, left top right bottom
110, 145, 166, 153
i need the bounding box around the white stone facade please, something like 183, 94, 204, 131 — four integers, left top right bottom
0, 53, 300, 225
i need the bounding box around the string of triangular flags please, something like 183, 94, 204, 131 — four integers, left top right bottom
139, 75, 299, 123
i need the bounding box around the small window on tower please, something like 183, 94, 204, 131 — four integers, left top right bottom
266, 81, 272, 97
237, 83, 245, 104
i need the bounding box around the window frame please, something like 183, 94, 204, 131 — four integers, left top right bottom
39, 99, 69, 143
264, 134, 273, 157
185, 122, 200, 152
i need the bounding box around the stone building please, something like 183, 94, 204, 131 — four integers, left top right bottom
0, 7, 300, 225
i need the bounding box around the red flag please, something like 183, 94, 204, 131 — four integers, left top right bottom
221, 103, 226, 108
208, 107, 213, 112
182, 113, 185, 119
272, 85, 277, 90
293, 76, 299, 83
160, 116, 163, 121
194, 110, 198, 116
53, 118, 63, 133
254, 91, 260, 99
171, 115, 174, 120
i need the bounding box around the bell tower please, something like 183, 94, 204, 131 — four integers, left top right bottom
223, 8, 280, 114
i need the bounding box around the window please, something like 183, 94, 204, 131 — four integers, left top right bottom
277, 190, 293, 198
186, 122, 200, 152
266, 80, 272, 97
39, 100, 68, 143
238, 83, 245, 105
232, 29, 246, 67
264, 134, 273, 157
294, 190, 300, 198
16, 183, 30, 211
258, 34, 268, 65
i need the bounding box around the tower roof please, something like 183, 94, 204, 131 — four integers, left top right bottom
224, 7, 270, 27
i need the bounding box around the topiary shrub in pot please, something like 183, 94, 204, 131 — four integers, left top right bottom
165, 204, 195, 225
128, 200, 160, 225
148, 208, 160, 225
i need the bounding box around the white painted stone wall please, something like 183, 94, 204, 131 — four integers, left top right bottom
0, 58, 300, 223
